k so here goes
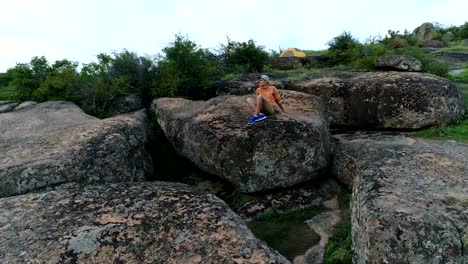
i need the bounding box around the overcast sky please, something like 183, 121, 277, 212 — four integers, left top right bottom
1, 0, 467, 72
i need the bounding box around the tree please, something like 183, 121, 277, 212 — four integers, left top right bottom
154, 34, 218, 99
327, 32, 362, 65
33, 59, 80, 101
219, 38, 269, 73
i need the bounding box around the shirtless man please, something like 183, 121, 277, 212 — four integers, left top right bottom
247, 75, 286, 125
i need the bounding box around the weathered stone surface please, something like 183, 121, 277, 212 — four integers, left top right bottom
422, 39, 443, 48
443, 32, 455, 42
14, 101, 37, 111
270, 57, 307, 70
434, 51, 468, 69
108, 94, 144, 116
287, 71, 465, 129
0, 101, 18, 113
237, 178, 343, 221
152, 90, 332, 193
293, 210, 342, 264
0, 101, 152, 197
0, 182, 290, 263
333, 132, 468, 263
374, 55, 422, 71
412, 22, 438, 42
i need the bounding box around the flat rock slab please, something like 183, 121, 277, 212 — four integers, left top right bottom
333, 132, 468, 263
0, 101, 152, 197
152, 90, 332, 193
0, 182, 290, 263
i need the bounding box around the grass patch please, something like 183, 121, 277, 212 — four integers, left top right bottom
0, 85, 17, 101
324, 221, 352, 264
287, 73, 308, 82
221, 72, 244, 81
248, 206, 321, 260
449, 67, 468, 83
458, 83, 468, 90
411, 119, 468, 142
437, 46, 468, 52
411, 92, 468, 142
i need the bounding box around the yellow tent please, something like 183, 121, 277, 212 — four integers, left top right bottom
279, 48, 306, 58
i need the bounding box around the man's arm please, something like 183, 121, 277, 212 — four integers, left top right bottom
273, 87, 286, 113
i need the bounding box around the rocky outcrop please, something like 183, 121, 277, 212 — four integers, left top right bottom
152, 90, 332, 193
333, 132, 468, 263
287, 71, 465, 129
270, 57, 309, 70
374, 55, 422, 71
0, 182, 290, 263
294, 210, 343, 264
108, 94, 144, 116
0, 101, 18, 113
0, 101, 152, 197
443, 32, 455, 42
413, 22, 438, 43
434, 51, 468, 69
422, 39, 443, 48
237, 178, 343, 221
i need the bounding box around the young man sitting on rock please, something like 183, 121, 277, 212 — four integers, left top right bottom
247, 75, 286, 125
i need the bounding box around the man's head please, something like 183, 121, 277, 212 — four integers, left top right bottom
259, 75, 270, 87
260, 75, 270, 82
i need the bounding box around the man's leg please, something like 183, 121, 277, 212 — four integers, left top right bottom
262, 100, 275, 115
255, 95, 267, 115
246, 97, 256, 113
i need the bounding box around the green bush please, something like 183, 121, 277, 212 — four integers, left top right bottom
353, 42, 389, 70
449, 67, 468, 83
7, 57, 49, 100
404, 48, 449, 77
0, 72, 11, 88
327, 32, 362, 66
220, 38, 269, 73
154, 34, 219, 99
32, 59, 80, 101
324, 222, 352, 264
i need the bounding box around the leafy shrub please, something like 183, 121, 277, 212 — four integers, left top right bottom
327, 32, 362, 66
324, 222, 352, 264
353, 42, 389, 70
154, 34, 219, 99
220, 38, 269, 73
405, 48, 449, 77
33, 59, 80, 101
0, 72, 11, 87
458, 22, 468, 39
7, 56, 50, 100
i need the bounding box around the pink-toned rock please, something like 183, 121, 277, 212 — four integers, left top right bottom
0, 182, 290, 263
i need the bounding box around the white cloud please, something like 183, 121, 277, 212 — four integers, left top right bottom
0, 0, 467, 72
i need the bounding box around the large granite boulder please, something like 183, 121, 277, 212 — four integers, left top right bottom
0, 182, 290, 263
0, 101, 152, 197
412, 22, 438, 42
152, 90, 332, 193
286, 71, 465, 129
333, 132, 468, 263
374, 55, 422, 71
